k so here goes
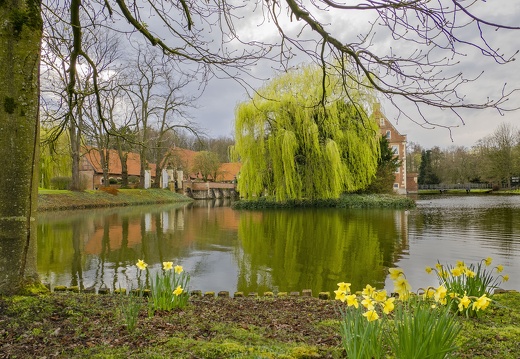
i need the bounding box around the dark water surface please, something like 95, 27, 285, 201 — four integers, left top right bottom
37, 195, 520, 295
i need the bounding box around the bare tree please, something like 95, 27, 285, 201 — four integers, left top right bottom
149, 64, 199, 188
474, 123, 520, 188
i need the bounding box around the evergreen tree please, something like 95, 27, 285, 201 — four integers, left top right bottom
418, 150, 440, 185
364, 136, 401, 193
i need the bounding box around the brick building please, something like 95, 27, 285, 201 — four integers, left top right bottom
373, 104, 418, 194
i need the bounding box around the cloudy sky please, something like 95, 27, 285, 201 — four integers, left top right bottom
119, 0, 520, 150
175, 1, 520, 149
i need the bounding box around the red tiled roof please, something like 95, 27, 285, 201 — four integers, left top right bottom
82, 147, 241, 182
217, 162, 241, 182
82, 148, 156, 177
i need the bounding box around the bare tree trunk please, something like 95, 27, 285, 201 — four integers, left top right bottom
69, 118, 81, 190
0, 0, 42, 294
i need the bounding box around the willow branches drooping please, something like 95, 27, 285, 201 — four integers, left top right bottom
233, 64, 380, 201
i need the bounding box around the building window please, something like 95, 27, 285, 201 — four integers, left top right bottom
380, 118, 385, 126
386, 130, 391, 139
393, 183, 399, 189
395, 167, 400, 174
392, 145, 399, 155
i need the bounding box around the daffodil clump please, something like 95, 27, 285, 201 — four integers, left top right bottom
336, 267, 462, 359
425, 257, 508, 317
137, 260, 190, 313
335, 282, 390, 359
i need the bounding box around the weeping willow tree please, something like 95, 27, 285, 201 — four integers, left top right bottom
40, 127, 72, 189
233, 65, 380, 201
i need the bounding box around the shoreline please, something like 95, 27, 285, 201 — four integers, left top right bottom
37, 188, 193, 212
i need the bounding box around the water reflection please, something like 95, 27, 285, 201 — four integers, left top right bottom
37, 195, 520, 295
237, 209, 408, 294
37, 201, 408, 294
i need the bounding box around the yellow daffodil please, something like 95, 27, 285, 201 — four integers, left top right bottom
363, 310, 379, 322
337, 282, 351, 293
382, 297, 395, 314
451, 266, 463, 277
503, 274, 509, 282
472, 294, 491, 311
374, 290, 388, 303
173, 285, 184, 296
362, 284, 375, 297
484, 257, 493, 266
163, 261, 173, 271
174, 265, 184, 274
393, 277, 411, 294
389, 268, 404, 280
458, 294, 471, 312
496, 265, 504, 273
434, 285, 447, 304
449, 292, 458, 299
423, 287, 435, 299
456, 260, 465, 268
136, 259, 148, 271
335, 289, 347, 302
464, 268, 476, 278
425, 266, 433, 274
435, 263, 443, 271
346, 294, 359, 308
361, 296, 375, 310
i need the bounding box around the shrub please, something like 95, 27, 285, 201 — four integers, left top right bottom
50, 176, 71, 190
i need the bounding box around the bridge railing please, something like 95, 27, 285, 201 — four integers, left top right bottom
418, 183, 492, 190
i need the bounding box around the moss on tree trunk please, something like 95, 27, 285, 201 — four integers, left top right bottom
0, 0, 43, 294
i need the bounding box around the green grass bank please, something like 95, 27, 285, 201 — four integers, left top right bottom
0, 291, 518, 358
38, 190, 415, 212
232, 194, 416, 210
37, 188, 193, 212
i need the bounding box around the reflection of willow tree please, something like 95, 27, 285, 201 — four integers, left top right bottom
237, 209, 402, 294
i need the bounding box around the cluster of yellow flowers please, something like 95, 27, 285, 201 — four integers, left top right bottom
336, 257, 507, 321
335, 282, 396, 322
136, 259, 185, 296
425, 257, 509, 283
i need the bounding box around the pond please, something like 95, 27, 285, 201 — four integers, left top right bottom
37, 195, 520, 295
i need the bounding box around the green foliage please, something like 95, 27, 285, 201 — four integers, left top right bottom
426, 258, 509, 317
50, 176, 72, 190
148, 267, 190, 313
3, 96, 16, 114
118, 291, 143, 333
233, 64, 380, 201
418, 150, 440, 185
336, 268, 463, 359
39, 127, 72, 188
232, 194, 415, 210
338, 305, 385, 359
134, 261, 191, 315
390, 299, 461, 359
